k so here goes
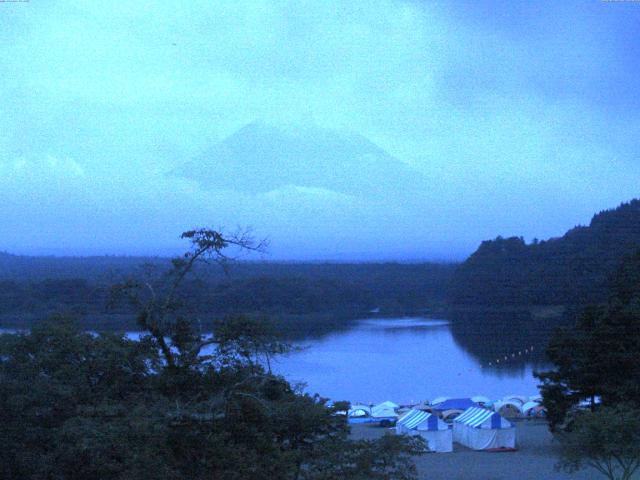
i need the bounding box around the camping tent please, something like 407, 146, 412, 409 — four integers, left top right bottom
493, 400, 522, 418
431, 398, 478, 412
348, 401, 398, 425
521, 401, 546, 417
362, 401, 398, 426
503, 395, 527, 405
453, 407, 516, 450
371, 401, 399, 419
413, 400, 431, 411
347, 405, 372, 424
395, 409, 453, 452
440, 409, 464, 423
471, 395, 491, 406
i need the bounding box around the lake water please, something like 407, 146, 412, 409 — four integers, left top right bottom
0, 316, 543, 406
273, 317, 541, 405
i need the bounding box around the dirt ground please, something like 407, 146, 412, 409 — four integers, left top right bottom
350, 420, 601, 480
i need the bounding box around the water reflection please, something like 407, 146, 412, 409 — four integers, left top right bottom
448, 308, 556, 374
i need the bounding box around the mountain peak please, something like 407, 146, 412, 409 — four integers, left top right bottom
171, 121, 425, 199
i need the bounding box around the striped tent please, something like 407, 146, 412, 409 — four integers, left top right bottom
453, 407, 516, 450
396, 409, 452, 452
396, 410, 437, 431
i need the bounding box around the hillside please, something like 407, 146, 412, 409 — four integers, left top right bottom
449, 199, 640, 306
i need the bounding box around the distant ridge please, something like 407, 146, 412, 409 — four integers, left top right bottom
171, 121, 427, 199
449, 199, 640, 306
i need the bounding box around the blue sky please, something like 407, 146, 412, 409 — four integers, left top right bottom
0, 0, 638, 260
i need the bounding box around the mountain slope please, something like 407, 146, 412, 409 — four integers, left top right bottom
171, 121, 427, 199
449, 199, 640, 306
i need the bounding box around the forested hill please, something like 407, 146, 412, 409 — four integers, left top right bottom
449, 199, 640, 306
0, 256, 455, 336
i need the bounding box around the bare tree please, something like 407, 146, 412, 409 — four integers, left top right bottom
111, 228, 267, 369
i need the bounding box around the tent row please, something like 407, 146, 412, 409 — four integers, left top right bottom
347, 401, 399, 426
395, 406, 516, 452
493, 400, 546, 417
431, 395, 540, 405
430, 396, 546, 419
348, 395, 545, 427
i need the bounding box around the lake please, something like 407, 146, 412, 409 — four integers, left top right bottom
0, 315, 545, 406
273, 317, 542, 405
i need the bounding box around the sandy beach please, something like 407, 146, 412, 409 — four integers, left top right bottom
350, 420, 599, 480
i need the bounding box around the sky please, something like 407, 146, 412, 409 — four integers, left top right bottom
1, 0, 639, 260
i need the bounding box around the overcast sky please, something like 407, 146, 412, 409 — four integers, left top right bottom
1, 0, 639, 260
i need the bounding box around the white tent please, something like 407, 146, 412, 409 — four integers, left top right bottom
348, 404, 371, 416
520, 401, 539, 414
453, 407, 516, 450
347, 405, 372, 424
395, 409, 453, 453
371, 401, 399, 419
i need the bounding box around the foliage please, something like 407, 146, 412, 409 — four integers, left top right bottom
535, 306, 605, 430
303, 434, 426, 480
556, 405, 640, 480
0, 229, 425, 479
0, 320, 424, 479
213, 315, 291, 372
535, 249, 640, 430
449, 199, 640, 306
0, 318, 169, 480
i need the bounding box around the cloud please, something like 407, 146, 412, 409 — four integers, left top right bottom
263, 185, 358, 203
0, 1, 639, 258
1, 155, 85, 184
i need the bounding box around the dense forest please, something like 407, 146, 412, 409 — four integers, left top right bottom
0, 256, 455, 337
449, 199, 640, 306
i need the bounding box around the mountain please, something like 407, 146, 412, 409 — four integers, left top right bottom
449, 199, 640, 306
171, 121, 427, 199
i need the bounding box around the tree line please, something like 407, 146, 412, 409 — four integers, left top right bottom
0, 254, 455, 337
449, 199, 640, 306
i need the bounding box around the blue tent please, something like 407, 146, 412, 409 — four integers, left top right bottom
431, 398, 478, 411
